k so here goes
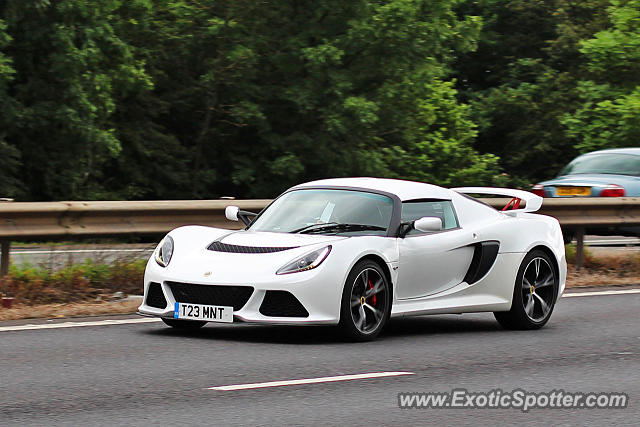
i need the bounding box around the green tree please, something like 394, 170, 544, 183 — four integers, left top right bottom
563, 0, 640, 153
2, 0, 152, 200
99, 0, 191, 199
0, 17, 20, 197
456, 0, 610, 184
0, 0, 513, 201
150, 0, 498, 198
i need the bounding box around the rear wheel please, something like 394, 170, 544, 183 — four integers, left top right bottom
494, 250, 558, 330
162, 318, 206, 329
339, 260, 391, 341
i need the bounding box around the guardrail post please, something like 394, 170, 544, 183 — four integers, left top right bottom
575, 228, 585, 270
0, 239, 9, 277
0, 198, 12, 277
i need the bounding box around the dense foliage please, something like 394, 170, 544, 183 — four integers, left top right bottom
0, 0, 637, 200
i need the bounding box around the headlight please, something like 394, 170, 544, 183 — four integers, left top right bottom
276, 246, 332, 275
154, 235, 174, 267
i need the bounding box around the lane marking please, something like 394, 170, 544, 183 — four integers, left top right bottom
12, 249, 153, 255
208, 371, 414, 391
0, 317, 161, 332
585, 238, 640, 245
562, 289, 640, 298
0, 289, 637, 332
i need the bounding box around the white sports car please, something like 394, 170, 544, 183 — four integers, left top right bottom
138, 178, 566, 340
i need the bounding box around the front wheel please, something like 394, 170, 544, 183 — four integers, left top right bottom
162, 318, 206, 329
494, 250, 558, 330
339, 260, 391, 341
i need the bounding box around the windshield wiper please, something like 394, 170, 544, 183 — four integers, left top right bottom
291, 222, 339, 234
298, 223, 386, 234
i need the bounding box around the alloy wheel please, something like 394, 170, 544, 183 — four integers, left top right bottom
349, 267, 388, 334
521, 257, 556, 322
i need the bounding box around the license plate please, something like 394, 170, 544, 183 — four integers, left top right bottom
174, 302, 233, 323
555, 186, 591, 196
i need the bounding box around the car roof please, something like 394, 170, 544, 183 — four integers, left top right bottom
580, 147, 640, 156
293, 177, 454, 201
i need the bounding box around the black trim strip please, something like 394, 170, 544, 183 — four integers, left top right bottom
208, 241, 298, 254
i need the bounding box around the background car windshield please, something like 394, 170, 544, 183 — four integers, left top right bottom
559, 153, 640, 176
249, 189, 393, 235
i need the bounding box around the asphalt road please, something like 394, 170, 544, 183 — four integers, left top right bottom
0, 290, 638, 426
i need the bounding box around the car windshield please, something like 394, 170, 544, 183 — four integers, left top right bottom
248, 189, 393, 235
559, 153, 640, 176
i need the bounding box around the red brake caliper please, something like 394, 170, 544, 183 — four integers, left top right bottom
368, 279, 377, 306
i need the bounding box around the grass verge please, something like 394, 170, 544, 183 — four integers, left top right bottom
0, 259, 146, 305
566, 244, 640, 287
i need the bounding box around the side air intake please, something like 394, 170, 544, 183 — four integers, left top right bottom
463, 241, 500, 285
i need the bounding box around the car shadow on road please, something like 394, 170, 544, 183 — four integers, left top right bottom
140, 314, 502, 345
385, 315, 502, 338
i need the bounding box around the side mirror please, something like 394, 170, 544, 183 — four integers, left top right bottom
225, 206, 240, 222
225, 205, 258, 226
413, 216, 443, 233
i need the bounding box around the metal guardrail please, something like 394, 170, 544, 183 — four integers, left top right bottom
2, 197, 640, 275
0, 200, 268, 276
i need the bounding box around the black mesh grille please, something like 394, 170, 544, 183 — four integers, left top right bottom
167, 282, 253, 311
146, 282, 167, 309
259, 291, 309, 317
208, 241, 298, 254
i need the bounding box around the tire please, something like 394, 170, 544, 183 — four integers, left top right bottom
339, 260, 392, 341
494, 249, 558, 330
162, 318, 206, 329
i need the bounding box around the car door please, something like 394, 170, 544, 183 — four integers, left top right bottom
396, 200, 475, 299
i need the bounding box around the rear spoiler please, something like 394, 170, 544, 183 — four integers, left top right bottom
452, 187, 543, 214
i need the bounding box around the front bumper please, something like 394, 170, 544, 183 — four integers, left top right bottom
138, 264, 345, 325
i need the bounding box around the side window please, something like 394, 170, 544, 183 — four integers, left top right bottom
401, 200, 459, 235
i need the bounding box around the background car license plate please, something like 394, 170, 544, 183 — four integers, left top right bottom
556, 186, 591, 196
174, 302, 233, 323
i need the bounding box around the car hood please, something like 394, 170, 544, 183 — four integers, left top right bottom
161, 227, 348, 283
539, 174, 640, 187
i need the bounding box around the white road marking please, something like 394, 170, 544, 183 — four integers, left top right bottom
585, 238, 640, 246
11, 249, 153, 255
0, 288, 638, 333
0, 317, 161, 332
562, 289, 640, 298
208, 372, 414, 391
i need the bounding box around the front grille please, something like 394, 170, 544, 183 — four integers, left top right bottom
208, 241, 298, 254
146, 282, 167, 309
167, 282, 253, 311
259, 291, 309, 317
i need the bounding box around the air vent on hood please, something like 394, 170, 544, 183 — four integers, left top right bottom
208, 241, 298, 254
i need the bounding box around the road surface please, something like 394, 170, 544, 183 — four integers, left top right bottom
0, 289, 638, 426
